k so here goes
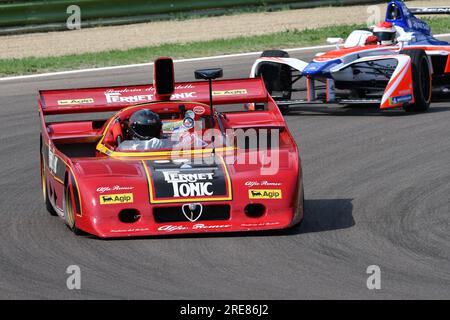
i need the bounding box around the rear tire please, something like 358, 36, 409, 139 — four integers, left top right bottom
40, 152, 57, 216
258, 50, 292, 114
64, 175, 83, 235
402, 49, 431, 112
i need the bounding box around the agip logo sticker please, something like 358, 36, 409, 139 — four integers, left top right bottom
212, 89, 247, 96
57, 98, 94, 106
248, 189, 282, 199
99, 193, 134, 205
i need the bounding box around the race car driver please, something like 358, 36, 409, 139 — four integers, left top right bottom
119, 108, 164, 150
372, 21, 397, 45
117, 108, 206, 151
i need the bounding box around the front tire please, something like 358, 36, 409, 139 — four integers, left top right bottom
402, 49, 432, 112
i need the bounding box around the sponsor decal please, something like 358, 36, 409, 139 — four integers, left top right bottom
390, 94, 412, 105
105, 93, 154, 104
99, 193, 133, 205
193, 106, 205, 115
162, 171, 214, 197
103, 84, 194, 95
57, 98, 94, 106
44, 144, 65, 182
144, 156, 232, 203
104, 89, 197, 104
248, 189, 282, 199
212, 89, 247, 96
110, 228, 150, 233
158, 223, 232, 232
241, 221, 281, 227
96, 185, 134, 193
48, 148, 58, 175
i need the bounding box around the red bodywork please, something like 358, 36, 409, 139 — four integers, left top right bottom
39, 59, 303, 238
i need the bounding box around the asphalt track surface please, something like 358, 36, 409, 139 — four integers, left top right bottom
0, 44, 449, 299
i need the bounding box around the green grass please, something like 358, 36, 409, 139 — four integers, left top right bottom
1, 17, 449, 76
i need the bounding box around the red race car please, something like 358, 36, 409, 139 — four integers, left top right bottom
39, 57, 304, 238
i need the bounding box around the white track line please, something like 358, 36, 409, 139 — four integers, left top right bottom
1, 34, 449, 82
0, 44, 334, 82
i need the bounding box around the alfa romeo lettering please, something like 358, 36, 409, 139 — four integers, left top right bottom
158, 224, 232, 232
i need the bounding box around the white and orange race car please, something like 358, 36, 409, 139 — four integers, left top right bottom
250, 0, 450, 113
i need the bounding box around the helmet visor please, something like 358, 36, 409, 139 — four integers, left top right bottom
130, 122, 161, 139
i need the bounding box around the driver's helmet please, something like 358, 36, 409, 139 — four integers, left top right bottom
373, 22, 397, 45
127, 109, 162, 140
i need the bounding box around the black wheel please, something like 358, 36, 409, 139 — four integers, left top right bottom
64, 175, 83, 235
401, 49, 431, 112
40, 144, 57, 216
258, 50, 292, 114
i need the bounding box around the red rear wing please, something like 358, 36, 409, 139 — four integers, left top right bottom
39, 78, 268, 115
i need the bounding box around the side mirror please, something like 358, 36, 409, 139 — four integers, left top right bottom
195, 68, 223, 80
194, 68, 223, 127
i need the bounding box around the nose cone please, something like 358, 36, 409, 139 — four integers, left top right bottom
302, 60, 341, 76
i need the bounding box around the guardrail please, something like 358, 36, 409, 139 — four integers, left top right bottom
0, 0, 383, 35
